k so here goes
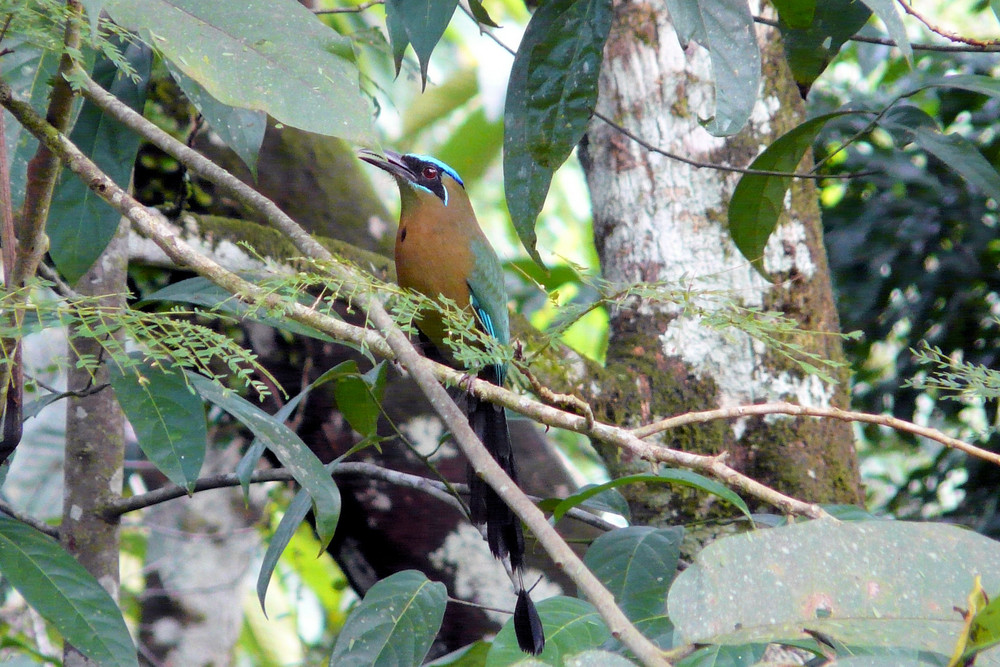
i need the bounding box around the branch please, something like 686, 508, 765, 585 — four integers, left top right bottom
11, 0, 82, 287
102, 462, 620, 531
0, 498, 58, 538
1, 73, 670, 666
753, 15, 1000, 53
895, 0, 1000, 48
632, 402, 1000, 467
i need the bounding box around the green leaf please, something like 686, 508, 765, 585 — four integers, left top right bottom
667, 519, 1000, 658
384, 0, 459, 88
1, 39, 62, 213
166, 61, 265, 178
969, 594, 1000, 654
384, 3, 411, 76
257, 487, 312, 615
675, 644, 768, 667
551, 471, 750, 523
857, 0, 912, 64
143, 276, 336, 342
728, 111, 856, 275
188, 373, 341, 549
49, 41, 152, 284
425, 641, 492, 666
487, 597, 610, 665
505, 0, 612, 263
583, 526, 683, 621
328, 570, 447, 667
663, 0, 760, 136
770, 0, 815, 29
0, 518, 138, 667
468, 0, 500, 28
878, 106, 1000, 203
103, 0, 373, 143
109, 356, 206, 491
522, 0, 611, 168
334, 360, 388, 438
777, 0, 871, 93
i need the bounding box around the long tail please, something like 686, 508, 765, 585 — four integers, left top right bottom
468, 395, 545, 655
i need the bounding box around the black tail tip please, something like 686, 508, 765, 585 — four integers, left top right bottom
514, 589, 545, 655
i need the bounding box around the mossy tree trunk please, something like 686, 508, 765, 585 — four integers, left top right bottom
580, 1, 863, 526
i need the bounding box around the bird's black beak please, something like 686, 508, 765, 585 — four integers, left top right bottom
357, 148, 416, 182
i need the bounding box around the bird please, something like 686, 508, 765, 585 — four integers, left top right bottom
358, 148, 545, 655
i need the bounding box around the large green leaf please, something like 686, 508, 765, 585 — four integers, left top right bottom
328, 570, 447, 666
878, 105, 1000, 203
663, 0, 760, 136
770, 0, 815, 29
487, 596, 610, 665
49, 41, 152, 284
521, 0, 611, 168
0, 518, 138, 666
667, 519, 1000, 661
109, 356, 207, 491
675, 644, 768, 667
728, 111, 856, 275
188, 373, 341, 549
505, 0, 612, 263
103, 0, 372, 143
583, 526, 683, 621
165, 62, 266, 178
384, 0, 459, 88
777, 0, 871, 93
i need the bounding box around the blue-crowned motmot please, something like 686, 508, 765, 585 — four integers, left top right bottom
359, 149, 544, 655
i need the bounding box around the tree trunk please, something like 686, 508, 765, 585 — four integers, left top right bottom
61, 219, 128, 666
580, 1, 863, 525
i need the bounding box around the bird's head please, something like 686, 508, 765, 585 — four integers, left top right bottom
358, 149, 466, 209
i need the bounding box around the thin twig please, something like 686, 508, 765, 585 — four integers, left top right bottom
594, 110, 872, 180
632, 401, 1000, 467
0, 498, 59, 538
753, 15, 1000, 53
895, 0, 1000, 48
102, 461, 620, 532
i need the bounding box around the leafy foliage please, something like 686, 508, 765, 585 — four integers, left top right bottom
0, 518, 137, 666
2, 0, 1000, 664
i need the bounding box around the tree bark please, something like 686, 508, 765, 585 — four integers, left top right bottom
580, 1, 863, 525
61, 219, 128, 666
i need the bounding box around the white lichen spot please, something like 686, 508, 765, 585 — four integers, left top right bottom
428, 524, 562, 624
69, 504, 83, 521
74, 406, 87, 419
110, 467, 124, 493
367, 215, 389, 240
762, 220, 816, 278
401, 416, 455, 460
749, 95, 781, 136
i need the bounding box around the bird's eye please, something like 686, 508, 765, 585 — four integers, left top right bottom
421, 165, 439, 180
